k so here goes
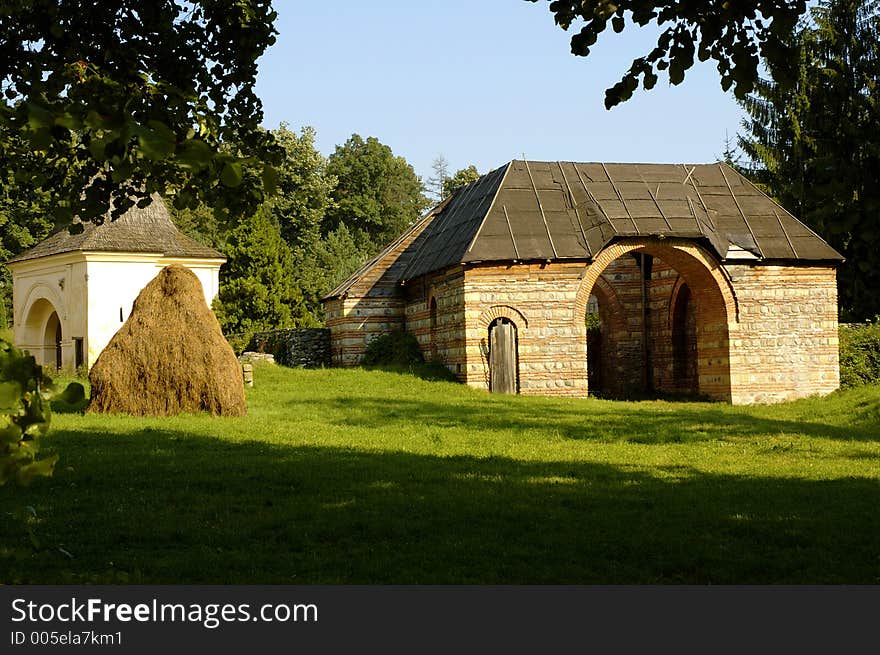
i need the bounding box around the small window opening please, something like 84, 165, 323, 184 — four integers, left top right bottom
74, 337, 84, 369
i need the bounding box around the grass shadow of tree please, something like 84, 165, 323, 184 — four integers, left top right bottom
2, 427, 877, 584
307, 395, 880, 444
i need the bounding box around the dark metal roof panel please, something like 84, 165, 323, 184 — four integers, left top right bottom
400, 164, 509, 280
387, 159, 842, 286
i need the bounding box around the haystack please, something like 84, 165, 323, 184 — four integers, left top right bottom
88, 264, 246, 416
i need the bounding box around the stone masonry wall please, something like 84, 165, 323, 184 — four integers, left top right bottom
248, 328, 331, 368
324, 232, 839, 404
404, 266, 467, 377
325, 295, 404, 367
725, 263, 839, 404
457, 258, 695, 398
462, 262, 588, 396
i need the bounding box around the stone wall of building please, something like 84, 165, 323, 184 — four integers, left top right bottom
461, 261, 588, 396
325, 295, 405, 367
455, 239, 741, 400
725, 263, 839, 404
324, 234, 840, 404
404, 266, 467, 377
247, 328, 330, 368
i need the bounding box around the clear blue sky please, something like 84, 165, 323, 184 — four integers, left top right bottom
254, 1, 745, 184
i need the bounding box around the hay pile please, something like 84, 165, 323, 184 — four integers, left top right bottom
88, 265, 246, 416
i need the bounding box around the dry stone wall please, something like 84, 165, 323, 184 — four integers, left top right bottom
247, 328, 330, 368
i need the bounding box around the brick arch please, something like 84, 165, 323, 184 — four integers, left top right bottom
477, 305, 529, 330
587, 274, 634, 397
574, 238, 738, 323
574, 238, 737, 401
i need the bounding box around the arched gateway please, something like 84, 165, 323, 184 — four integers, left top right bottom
573, 238, 737, 400
324, 160, 842, 404
17, 292, 66, 369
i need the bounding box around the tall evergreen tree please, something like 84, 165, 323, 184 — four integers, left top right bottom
212, 206, 307, 336
738, 0, 880, 321
295, 223, 373, 322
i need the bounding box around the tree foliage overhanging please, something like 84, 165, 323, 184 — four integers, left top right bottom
737, 0, 880, 321
0, 0, 282, 225
530, 0, 808, 108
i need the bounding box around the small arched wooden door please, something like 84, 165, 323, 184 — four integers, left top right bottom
489, 318, 518, 394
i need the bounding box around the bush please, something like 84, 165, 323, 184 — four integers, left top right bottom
225, 332, 252, 356
839, 320, 880, 388
362, 330, 424, 367
0, 339, 59, 486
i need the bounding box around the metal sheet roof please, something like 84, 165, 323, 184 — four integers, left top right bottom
326, 160, 843, 300
399, 160, 841, 281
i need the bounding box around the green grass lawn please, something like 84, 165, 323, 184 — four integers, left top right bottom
2, 363, 879, 584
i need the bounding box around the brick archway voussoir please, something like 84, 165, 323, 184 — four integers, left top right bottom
573, 238, 738, 325
477, 305, 529, 330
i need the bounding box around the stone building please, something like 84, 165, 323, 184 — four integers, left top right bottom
7, 196, 224, 370
323, 161, 842, 404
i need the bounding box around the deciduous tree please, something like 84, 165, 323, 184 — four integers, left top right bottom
442, 165, 481, 197
268, 125, 336, 251
324, 134, 429, 253
530, 0, 809, 108
0, 0, 282, 225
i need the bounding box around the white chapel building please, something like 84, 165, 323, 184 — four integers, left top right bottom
7, 196, 225, 370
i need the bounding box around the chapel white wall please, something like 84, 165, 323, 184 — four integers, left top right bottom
11, 253, 222, 370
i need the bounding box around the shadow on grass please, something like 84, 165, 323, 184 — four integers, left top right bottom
50, 397, 89, 414
2, 426, 878, 585
360, 362, 459, 383
300, 395, 880, 444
